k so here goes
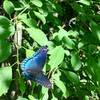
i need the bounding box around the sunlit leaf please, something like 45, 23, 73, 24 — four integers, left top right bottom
3, 0, 14, 15
18, 78, 26, 95
63, 36, 75, 49
48, 46, 64, 69
63, 70, 80, 83
51, 94, 57, 100
42, 89, 48, 100
31, 0, 43, 7
0, 16, 15, 39
71, 52, 81, 71
83, 95, 89, 100
0, 40, 11, 62
17, 96, 28, 100
0, 67, 12, 96
53, 26, 68, 41
34, 11, 46, 24
77, 0, 91, 6
28, 95, 37, 100
26, 49, 35, 57
26, 28, 48, 46
18, 14, 37, 27
53, 71, 69, 98
90, 20, 100, 41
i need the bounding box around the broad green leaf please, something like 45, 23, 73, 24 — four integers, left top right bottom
26, 28, 48, 46
78, 42, 84, 49
53, 26, 68, 41
77, 0, 91, 6
53, 32, 64, 42
17, 96, 28, 100
18, 13, 27, 20
83, 95, 89, 100
90, 20, 100, 41
41, 87, 49, 100
26, 49, 34, 57
42, 87, 48, 94
31, 0, 43, 7
64, 50, 70, 56
47, 41, 55, 52
67, 30, 79, 37
63, 71, 80, 83
58, 26, 68, 36
88, 56, 100, 93
0, 67, 12, 96
55, 80, 68, 97
51, 94, 57, 100
3, 0, 14, 15
53, 71, 69, 98
28, 95, 37, 100
18, 14, 37, 27
18, 78, 26, 95
0, 40, 11, 62
63, 36, 75, 49
48, 46, 64, 69
71, 52, 81, 71
38, 8, 48, 17
23, 18, 37, 27
34, 11, 46, 24
42, 90, 49, 100
53, 27, 78, 44
0, 16, 15, 39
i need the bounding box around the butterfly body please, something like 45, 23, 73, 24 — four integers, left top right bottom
21, 46, 51, 88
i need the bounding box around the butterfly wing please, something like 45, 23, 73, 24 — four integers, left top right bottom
35, 72, 52, 88
21, 46, 51, 88
21, 57, 41, 71
21, 46, 48, 72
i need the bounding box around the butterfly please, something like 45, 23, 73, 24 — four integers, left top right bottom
21, 46, 52, 88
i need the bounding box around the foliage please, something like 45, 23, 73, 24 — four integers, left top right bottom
0, 0, 100, 99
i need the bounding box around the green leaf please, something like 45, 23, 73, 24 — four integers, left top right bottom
42, 90, 48, 100
26, 49, 35, 57
47, 41, 55, 52
3, 0, 14, 15
67, 30, 79, 37
58, 26, 68, 36
38, 8, 48, 17
17, 96, 28, 100
53, 26, 68, 41
48, 46, 64, 69
28, 95, 37, 100
0, 16, 15, 39
34, 11, 46, 24
26, 28, 48, 46
63, 71, 80, 83
63, 36, 75, 49
51, 94, 58, 100
41, 87, 49, 100
18, 14, 37, 27
53, 71, 69, 98
88, 56, 100, 93
71, 52, 81, 71
90, 20, 100, 41
83, 95, 89, 100
0, 67, 12, 96
78, 42, 84, 49
31, 0, 43, 7
77, 0, 91, 6
18, 78, 26, 95
0, 40, 11, 62
24, 18, 37, 27
64, 50, 70, 56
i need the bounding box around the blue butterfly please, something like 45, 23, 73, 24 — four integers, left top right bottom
21, 46, 51, 88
